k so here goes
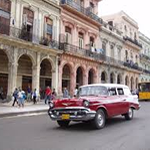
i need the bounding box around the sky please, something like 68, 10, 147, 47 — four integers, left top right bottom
98, 0, 150, 38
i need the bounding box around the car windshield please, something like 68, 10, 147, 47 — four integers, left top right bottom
78, 86, 108, 96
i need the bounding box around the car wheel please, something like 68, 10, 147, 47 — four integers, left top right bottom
92, 109, 106, 129
125, 107, 134, 120
57, 120, 70, 127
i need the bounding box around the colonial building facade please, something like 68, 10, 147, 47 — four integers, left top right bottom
58, 0, 103, 96
139, 32, 150, 82
100, 11, 142, 91
0, 1, 149, 100
0, 0, 60, 99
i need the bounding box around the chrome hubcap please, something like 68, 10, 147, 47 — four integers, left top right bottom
129, 108, 133, 118
97, 113, 104, 126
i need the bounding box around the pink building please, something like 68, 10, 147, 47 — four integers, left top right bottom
58, 0, 103, 96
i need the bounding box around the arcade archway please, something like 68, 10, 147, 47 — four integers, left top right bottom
0, 50, 8, 99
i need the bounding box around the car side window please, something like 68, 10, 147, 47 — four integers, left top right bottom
109, 88, 117, 96
117, 88, 124, 95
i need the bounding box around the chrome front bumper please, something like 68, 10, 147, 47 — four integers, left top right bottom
48, 107, 96, 121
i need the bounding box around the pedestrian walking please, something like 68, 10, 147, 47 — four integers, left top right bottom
74, 87, 78, 97
63, 87, 69, 98
52, 88, 57, 100
32, 88, 37, 104
18, 89, 25, 107
12, 88, 18, 107
27, 85, 31, 101
45, 86, 52, 104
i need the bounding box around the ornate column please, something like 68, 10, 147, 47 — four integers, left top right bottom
83, 71, 88, 85
32, 52, 40, 94
121, 73, 125, 85
7, 62, 18, 99
58, 64, 63, 96
7, 48, 18, 100
51, 56, 58, 93
73, 24, 77, 46
56, 16, 60, 41
70, 70, 76, 97
114, 72, 117, 84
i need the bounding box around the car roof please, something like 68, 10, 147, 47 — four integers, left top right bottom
80, 83, 129, 89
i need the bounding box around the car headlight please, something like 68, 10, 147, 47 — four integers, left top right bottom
83, 100, 89, 107
49, 102, 54, 109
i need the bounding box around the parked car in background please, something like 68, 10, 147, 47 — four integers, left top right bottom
48, 84, 140, 129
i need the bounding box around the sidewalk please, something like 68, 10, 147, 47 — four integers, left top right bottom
0, 100, 49, 118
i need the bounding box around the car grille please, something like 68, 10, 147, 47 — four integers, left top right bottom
51, 108, 88, 116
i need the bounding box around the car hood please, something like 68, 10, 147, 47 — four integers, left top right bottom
53, 98, 83, 108
53, 96, 106, 108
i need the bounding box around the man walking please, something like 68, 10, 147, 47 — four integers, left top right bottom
45, 86, 52, 104
32, 88, 37, 104
12, 88, 18, 106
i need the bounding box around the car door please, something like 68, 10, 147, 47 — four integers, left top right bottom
105, 88, 121, 117
117, 88, 129, 114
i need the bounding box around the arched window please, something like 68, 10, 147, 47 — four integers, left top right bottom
101, 72, 106, 83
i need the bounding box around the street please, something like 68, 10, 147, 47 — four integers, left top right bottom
0, 102, 150, 150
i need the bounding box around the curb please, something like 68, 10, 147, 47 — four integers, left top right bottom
0, 109, 48, 118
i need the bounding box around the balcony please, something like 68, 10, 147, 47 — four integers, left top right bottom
62, 42, 142, 71
140, 54, 150, 60
123, 60, 142, 71
123, 36, 142, 48
102, 22, 123, 37
143, 69, 150, 74
0, 23, 142, 72
0, 23, 61, 50
60, 0, 103, 25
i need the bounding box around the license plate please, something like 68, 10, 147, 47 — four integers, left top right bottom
61, 114, 70, 120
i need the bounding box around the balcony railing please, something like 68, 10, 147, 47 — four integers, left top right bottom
0, 23, 142, 72
123, 60, 142, 71
62, 43, 142, 71
60, 0, 103, 25
140, 54, 150, 60
0, 23, 62, 50
123, 36, 142, 48
143, 69, 150, 74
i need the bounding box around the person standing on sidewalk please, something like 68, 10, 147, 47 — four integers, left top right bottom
32, 88, 37, 104
12, 88, 18, 107
27, 85, 31, 102
63, 87, 69, 98
52, 88, 57, 100
18, 89, 25, 107
45, 86, 52, 104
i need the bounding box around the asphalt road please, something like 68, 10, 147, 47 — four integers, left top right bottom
0, 102, 150, 150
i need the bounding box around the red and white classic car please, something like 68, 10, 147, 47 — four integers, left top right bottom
48, 84, 140, 129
